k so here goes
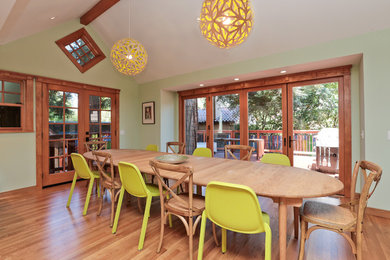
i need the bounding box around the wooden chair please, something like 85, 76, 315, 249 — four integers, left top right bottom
85, 140, 107, 152
298, 160, 383, 260
224, 144, 254, 161
92, 151, 121, 227
149, 160, 204, 260
198, 181, 272, 260
67, 153, 100, 215
166, 141, 185, 154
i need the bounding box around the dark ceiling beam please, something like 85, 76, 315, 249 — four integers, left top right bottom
80, 0, 120, 25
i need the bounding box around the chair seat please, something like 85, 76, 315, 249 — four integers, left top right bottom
166, 193, 205, 217
301, 201, 357, 231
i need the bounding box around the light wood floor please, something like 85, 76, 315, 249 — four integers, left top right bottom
1, 181, 389, 260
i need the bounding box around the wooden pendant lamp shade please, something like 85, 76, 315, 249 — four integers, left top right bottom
199, 0, 253, 49
110, 38, 148, 76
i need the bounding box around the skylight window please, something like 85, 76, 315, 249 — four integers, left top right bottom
56, 28, 105, 73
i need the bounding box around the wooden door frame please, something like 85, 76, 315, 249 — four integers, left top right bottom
35, 76, 120, 189
178, 65, 351, 195
287, 76, 350, 195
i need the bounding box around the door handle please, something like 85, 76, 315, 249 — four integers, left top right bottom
284, 138, 286, 146
289, 136, 295, 148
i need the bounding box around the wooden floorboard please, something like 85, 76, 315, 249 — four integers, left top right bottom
0, 181, 389, 260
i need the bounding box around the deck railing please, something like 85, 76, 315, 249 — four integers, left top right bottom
196, 130, 320, 154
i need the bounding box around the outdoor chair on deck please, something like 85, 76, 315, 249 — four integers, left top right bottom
224, 144, 254, 161
299, 160, 383, 260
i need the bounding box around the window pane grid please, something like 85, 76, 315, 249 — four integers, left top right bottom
48, 89, 79, 174
0, 80, 23, 128
64, 37, 95, 67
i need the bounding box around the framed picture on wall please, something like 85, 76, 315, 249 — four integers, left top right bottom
142, 101, 155, 124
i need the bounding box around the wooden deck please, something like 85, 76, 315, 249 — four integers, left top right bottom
1, 181, 389, 259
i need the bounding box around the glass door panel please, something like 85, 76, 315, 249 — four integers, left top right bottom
213, 94, 240, 158
184, 97, 207, 155
88, 95, 112, 148
248, 88, 283, 160
291, 81, 339, 178
44, 89, 79, 186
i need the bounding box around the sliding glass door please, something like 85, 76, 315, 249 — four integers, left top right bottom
184, 97, 207, 155
212, 93, 240, 158
248, 87, 284, 160
288, 79, 341, 179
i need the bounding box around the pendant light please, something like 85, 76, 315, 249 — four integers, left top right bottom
110, 1, 148, 76
199, 0, 253, 49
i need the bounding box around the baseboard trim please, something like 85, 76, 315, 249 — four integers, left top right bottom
0, 186, 38, 197
366, 207, 390, 219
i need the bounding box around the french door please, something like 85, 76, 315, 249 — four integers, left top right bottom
179, 68, 350, 195
41, 83, 118, 187
287, 77, 346, 191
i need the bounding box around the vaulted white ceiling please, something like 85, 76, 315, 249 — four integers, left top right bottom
1, 0, 390, 84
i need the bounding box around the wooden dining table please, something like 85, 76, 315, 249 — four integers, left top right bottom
83, 149, 343, 260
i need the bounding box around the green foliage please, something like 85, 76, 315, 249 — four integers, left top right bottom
293, 83, 338, 130
217, 82, 339, 130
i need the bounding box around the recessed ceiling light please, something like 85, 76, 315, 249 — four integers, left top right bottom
280, 70, 287, 74
234, 78, 240, 81
50, 16, 56, 20
199, 83, 204, 87
196, 17, 200, 22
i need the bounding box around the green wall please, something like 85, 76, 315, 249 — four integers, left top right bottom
140, 28, 390, 211
0, 20, 140, 192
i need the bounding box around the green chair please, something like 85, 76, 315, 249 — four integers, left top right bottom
192, 147, 212, 157
66, 153, 100, 216
192, 147, 212, 195
112, 161, 171, 250
198, 181, 271, 260
146, 144, 158, 152
260, 153, 291, 166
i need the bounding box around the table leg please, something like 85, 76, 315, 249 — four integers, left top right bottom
279, 198, 287, 260
256, 140, 260, 160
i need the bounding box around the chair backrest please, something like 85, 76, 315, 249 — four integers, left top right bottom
146, 144, 159, 152
149, 160, 197, 216
350, 160, 382, 229
224, 144, 254, 161
192, 147, 212, 157
70, 153, 93, 179
260, 153, 291, 166
166, 141, 185, 154
85, 140, 107, 152
92, 151, 115, 185
205, 181, 268, 234
118, 162, 149, 198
